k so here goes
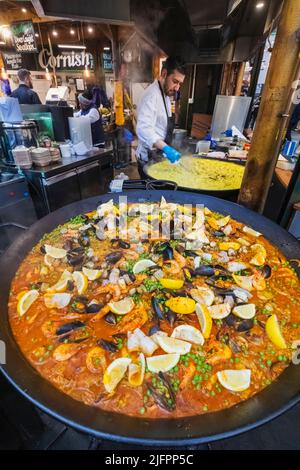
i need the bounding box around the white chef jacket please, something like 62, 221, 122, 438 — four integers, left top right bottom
74, 107, 100, 124
136, 80, 172, 161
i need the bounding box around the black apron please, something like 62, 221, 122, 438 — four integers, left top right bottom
158, 80, 175, 145
145, 82, 175, 163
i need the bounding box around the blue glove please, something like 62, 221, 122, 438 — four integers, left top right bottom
162, 145, 181, 163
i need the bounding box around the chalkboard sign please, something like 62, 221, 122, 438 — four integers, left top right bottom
11, 20, 37, 53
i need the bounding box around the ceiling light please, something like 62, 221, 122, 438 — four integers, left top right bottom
88, 26, 93, 33
256, 2, 265, 8
58, 44, 86, 49
1, 27, 12, 39
70, 28, 75, 35
21, 8, 27, 13
0, 41, 5, 45
103, 46, 110, 51
52, 30, 58, 37
35, 33, 39, 37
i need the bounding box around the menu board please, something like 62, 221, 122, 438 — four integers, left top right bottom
2, 52, 22, 70
11, 20, 37, 53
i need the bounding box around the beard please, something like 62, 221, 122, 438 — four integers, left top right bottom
163, 85, 174, 97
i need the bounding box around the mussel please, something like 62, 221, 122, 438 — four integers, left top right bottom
151, 297, 165, 320
212, 230, 225, 237
147, 385, 176, 411
71, 296, 89, 313
56, 321, 85, 336
86, 302, 103, 314
78, 234, 90, 247
105, 251, 123, 265
63, 239, 75, 251
147, 372, 176, 412
148, 323, 160, 336
236, 319, 254, 332
97, 338, 118, 353
67, 247, 86, 267
193, 265, 216, 277
40, 244, 46, 254
166, 310, 177, 327
261, 265, 272, 279
111, 239, 131, 249
67, 280, 75, 291
153, 241, 173, 260
104, 312, 117, 325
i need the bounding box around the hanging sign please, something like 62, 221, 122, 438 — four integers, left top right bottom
102, 51, 113, 72
11, 20, 37, 53
38, 48, 94, 71
2, 52, 22, 69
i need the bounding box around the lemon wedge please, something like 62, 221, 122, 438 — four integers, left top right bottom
243, 226, 261, 237
219, 242, 240, 251
195, 303, 213, 339
103, 357, 132, 393
43, 254, 55, 267
217, 369, 251, 392
73, 271, 88, 295
82, 267, 102, 281
233, 303, 256, 319
160, 278, 184, 289
17, 289, 39, 316
250, 243, 267, 266
190, 286, 214, 306
155, 335, 191, 354
171, 324, 204, 345
44, 244, 67, 259
44, 292, 71, 309
208, 303, 231, 319
132, 259, 157, 274
128, 353, 146, 387
146, 353, 180, 373
165, 297, 196, 314
266, 314, 287, 349
47, 270, 73, 293
108, 297, 135, 315
232, 274, 253, 291
217, 215, 231, 227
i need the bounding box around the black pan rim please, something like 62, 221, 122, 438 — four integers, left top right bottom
1, 190, 300, 445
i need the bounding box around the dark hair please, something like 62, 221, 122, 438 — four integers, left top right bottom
82, 89, 93, 101
17, 68, 31, 82
161, 56, 187, 76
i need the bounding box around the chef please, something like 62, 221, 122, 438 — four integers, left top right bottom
74, 90, 105, 147
136, 56, 186, 169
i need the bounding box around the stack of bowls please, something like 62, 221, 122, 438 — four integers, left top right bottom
30, 147, 51, 167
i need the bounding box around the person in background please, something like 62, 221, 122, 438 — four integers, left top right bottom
11, 69, 41, 105
136, 56, 186, 170
74, 89, 105, 147
286, 103, 300, 141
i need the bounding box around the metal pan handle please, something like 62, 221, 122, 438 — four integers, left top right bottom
145, 180, 178, 191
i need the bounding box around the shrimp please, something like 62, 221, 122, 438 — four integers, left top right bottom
206, 340, 232, 365
173, 249, 186, 268
53, 343, 81, 361
164, 260, 182, 275
115, 306, 148, 333
86, 346, 107, 373
180, 362, 196, 390
95, 283, 121, 301
252, 271, 266, 291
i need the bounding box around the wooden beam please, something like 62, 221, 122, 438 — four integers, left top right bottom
238, 0, 300, 212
